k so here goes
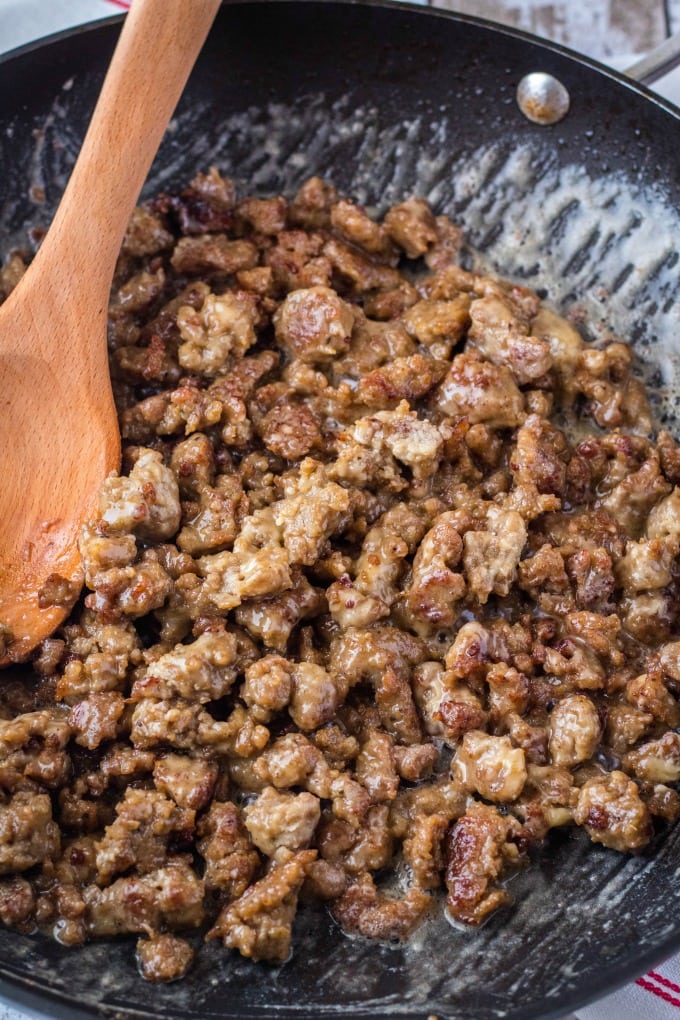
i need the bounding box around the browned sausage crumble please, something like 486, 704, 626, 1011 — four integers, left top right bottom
1, 168, 680, 982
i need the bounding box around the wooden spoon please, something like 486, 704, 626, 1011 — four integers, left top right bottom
0, 0, 221, 665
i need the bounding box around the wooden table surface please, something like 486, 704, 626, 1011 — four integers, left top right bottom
429, 0, 679, 61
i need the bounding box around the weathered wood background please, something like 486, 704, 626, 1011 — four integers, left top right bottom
430, 0, 679, 59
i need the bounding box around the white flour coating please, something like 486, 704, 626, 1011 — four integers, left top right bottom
439, 143, 680, 373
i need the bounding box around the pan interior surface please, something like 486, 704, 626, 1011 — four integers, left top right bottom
0, 3, 678, 1019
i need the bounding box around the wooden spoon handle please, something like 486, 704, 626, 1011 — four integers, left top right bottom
0, 0, 221, 664
41, 0, 222, 280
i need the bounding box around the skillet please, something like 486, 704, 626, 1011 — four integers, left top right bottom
0, 3, 679, 1017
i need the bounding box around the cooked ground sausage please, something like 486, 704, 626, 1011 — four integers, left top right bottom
0, 169, 677, 979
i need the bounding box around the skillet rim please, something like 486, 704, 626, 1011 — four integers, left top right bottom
0, 922, 680, 1020
0, 3, 678, 1018
0, 0, 678, 120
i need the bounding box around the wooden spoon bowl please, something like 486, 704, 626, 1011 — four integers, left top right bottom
0, 0, 221, 665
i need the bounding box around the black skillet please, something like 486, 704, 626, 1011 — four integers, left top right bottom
0, 3, 679, 1018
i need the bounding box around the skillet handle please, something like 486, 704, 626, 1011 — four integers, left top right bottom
624, 33, 680, 86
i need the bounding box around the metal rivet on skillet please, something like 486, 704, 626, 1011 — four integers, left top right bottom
516, 72, 570, 125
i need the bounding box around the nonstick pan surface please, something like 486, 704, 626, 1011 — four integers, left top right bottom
0, 3, 679, 1018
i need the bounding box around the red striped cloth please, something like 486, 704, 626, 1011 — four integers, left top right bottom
576, 960, 680, 1018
